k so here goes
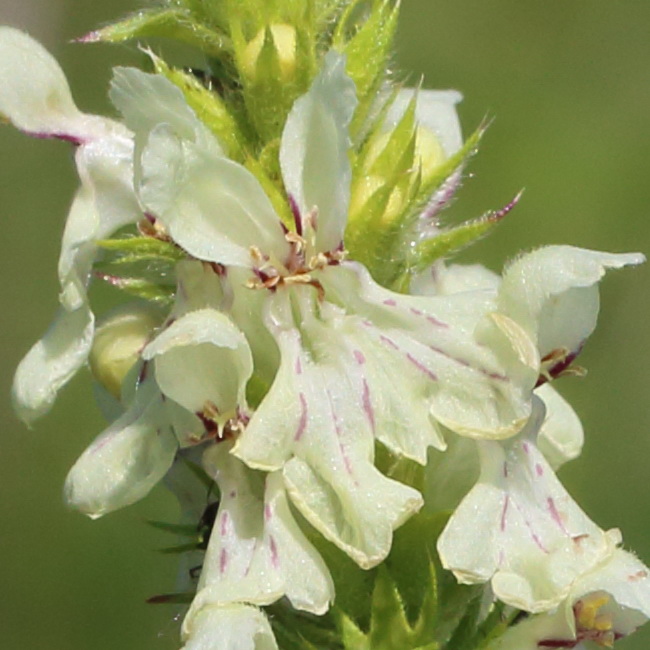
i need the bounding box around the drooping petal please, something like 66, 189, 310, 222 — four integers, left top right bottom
181, 604, 277, 650
110, 67, 220, 152
12, 303, 94, 425
279, 50, 357, 252
142, 309, 252, 426
536, 384, 584, 470
139, 124, 289, 267
0, 27, 109, 141
234, 289, 424, 568
64, 382, 178, 518
186, 443, 333, 616
385, 88, 463, 157
495, 246, 645, 364
437, 397, 614, 613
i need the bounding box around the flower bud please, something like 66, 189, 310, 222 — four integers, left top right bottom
241, 24, 297, 82
89, 303, 162, 399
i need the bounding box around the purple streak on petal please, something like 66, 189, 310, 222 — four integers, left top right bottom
536, 463, 544, 477
288, 194, 303, 236
353, 349, 366, 365
220, 512, 229, 536
294, 393, 308, 441
537, 640, 579, 649
244, 541, 258, 576
264, 504, 272, 522
219, 548, 228, 574
522, 442, 530, 455
408, 306, 449, 329
406, 353, 438, 381
269, 536, 280, 569
547, 497, 569, 535
428, 344, 508, 382
383, 298, 397, 307
295, 356, 303, 375
379, 335, 399, 350
512, 498, 549, 554
503, 462, 509, 478
31, 131, 85, 146
362, 379, 375, 434
500, 495, 510, 532
327, 391, 355, 478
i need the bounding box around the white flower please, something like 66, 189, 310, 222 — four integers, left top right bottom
0, 27, 139, 423
181, 603, 278, 650
129, 51, 544, 567
488, 548, 650, 649
437, 396, 617, 613
185, 441, 334, 618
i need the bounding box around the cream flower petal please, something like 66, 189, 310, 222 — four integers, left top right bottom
12, 303, 94, 425
182, 604, 277, 650
139, 124, 289, 267
323, 263, 531, 439
536, 384, 584, 470
0, 27, 109, 141
496, 246, 645, 364
109, 67, 220, 152
386, 88, 463, 157
437, 398, 614, 613
142, 309, 252, 425
279, 50, 357, 252
234, 290, 424, 568
186, 443, 333, 617
410, 262, 501, 297
64, 382, 178, 518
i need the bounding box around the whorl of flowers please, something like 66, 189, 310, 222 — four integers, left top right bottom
2, 1, 649, 648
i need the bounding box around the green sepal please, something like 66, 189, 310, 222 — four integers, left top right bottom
345, 96, 420, 285
157, 542, 201, 554
148, 53, 249, 161
95, 272, 175, 303
333, 0, 401, 135
335, 610, 371, 650
146, 592, 195, 605
407, 191, 522, 276
146, 520, 198, 537
96, 236, 186, 264
83, 9, 230, 58
178, 456, 216, 492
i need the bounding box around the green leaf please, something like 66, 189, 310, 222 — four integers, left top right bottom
335, 609, 371, 650
95, 272, 175, 303
408, 191, 522, 275
83, 9, 230, 58
96, 236, 186, 264
157, 542, 200, 554
146, 592, 195, 605
146, 520, 198, 537
444, 592, 482, 650
368, 566, 413, 649
334, 0, 401, 135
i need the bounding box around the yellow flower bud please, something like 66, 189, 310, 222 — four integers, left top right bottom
89, 303, 162, 399
241, 24, 297, 81
415, 126, 446, 183
349, 174, 406, 225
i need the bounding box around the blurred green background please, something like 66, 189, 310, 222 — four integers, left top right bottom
1, 1, 649, 648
